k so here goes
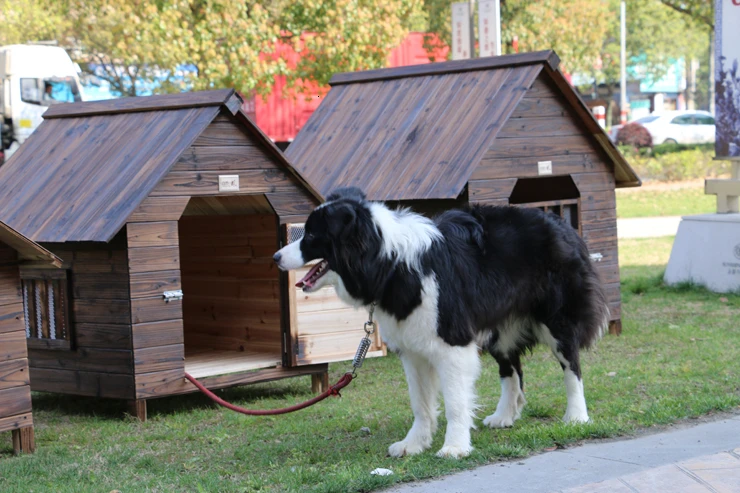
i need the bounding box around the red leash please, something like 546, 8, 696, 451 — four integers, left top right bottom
184, 372, 354, 416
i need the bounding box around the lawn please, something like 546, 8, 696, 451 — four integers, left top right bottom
1, 238, 739, 493
616, 182, 716, 218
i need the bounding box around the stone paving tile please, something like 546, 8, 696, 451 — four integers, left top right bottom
558, 450, 740, 493
680, 452, 740, 493
680, 452, 740, 471
560, 478, 635, 493
620, 464, 711, 493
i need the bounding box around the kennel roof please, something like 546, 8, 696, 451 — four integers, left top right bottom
286, 50, 640, 201
0, 89, 319, 243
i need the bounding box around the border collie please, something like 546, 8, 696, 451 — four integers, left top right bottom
274, 187, 608, 458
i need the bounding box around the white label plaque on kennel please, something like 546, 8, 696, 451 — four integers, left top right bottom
218, 175, 240, 192
537, 161, 553, 176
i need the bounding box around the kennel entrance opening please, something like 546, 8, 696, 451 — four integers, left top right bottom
179, 197, 283, 378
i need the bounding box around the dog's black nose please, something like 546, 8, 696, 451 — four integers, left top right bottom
273, 252, 282, 264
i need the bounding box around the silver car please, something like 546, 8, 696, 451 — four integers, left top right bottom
609, 110, 715, 145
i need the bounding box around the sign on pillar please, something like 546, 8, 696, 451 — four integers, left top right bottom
451, 3, 471, 60
478, 0, 501, 57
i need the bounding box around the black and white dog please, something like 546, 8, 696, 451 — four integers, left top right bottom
274, 188, 608, 458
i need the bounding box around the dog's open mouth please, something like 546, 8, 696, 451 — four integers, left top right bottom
296, 260, 329, 290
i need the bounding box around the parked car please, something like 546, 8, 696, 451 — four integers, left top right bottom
609, 110, 715, 145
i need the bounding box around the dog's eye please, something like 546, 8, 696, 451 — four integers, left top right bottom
305, 233, 314, 241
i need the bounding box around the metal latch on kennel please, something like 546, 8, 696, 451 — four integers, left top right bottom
163, 290, 183, 302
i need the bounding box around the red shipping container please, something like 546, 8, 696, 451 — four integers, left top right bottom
244, 32, 448, 145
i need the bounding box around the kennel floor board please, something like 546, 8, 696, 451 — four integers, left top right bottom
184, 349, 282, 378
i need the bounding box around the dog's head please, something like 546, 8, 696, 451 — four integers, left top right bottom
273, 187, 380, 294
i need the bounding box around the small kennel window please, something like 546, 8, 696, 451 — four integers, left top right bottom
21, 270, 72, 350
509, 176, 580, 232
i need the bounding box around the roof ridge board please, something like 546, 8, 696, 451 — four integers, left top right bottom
43, 88, 237, 119
329, 50, 559, 86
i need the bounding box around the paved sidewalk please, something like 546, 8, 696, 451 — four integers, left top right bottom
385, 415, 740, 493
617, 216, 682, 239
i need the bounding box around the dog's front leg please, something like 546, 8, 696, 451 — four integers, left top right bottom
435, 343, 480, 458
388, 354, 439, 457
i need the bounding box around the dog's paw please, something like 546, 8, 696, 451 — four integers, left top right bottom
388, 440, 427, 458
563, 411, 590, 424
483, 413, 516, 428
436, 444, 473, 459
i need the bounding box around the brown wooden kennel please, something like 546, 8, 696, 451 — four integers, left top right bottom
286, 50, 641, 334
0, 90, 384, 421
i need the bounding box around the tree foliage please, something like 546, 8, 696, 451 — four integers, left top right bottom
420, 0, 610, 75
659, 0, 713, 28
0, 0, 68, 46
2, 0, 423, 96
280, 0, 423, 87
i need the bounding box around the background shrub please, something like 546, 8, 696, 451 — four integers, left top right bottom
617, 123, 653, 148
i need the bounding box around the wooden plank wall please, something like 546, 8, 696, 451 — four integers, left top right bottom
179, 215, 282, 354
151, 113, 314, 199
292, 271, 385, 365
126, 222, 185, 397
0, 245, 33, 436
468, 75, 621, 320
29, 241, 136, 398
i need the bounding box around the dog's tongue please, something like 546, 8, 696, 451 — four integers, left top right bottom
296, 262, 324, 288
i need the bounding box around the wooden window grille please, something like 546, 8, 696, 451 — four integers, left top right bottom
21, 270, 72, 350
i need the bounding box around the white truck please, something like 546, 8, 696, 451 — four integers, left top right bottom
0, 44, 85, 163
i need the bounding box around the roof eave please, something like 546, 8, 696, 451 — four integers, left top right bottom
0, 221, 63, 267
540, 66, 642, 188
233, 109, 325, 203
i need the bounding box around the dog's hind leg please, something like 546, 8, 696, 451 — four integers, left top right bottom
538, 323, 590, 424
483, 352, 526, 428
434, 343, 480, 458
388, 354, 440, 457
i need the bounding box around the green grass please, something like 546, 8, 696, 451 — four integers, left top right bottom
617, 185, 716, 218
1, 238, 739, 492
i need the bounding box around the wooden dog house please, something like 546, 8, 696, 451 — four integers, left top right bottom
0, 90, 383, 420
0, 230, 61, 454
286, 50, 641, 333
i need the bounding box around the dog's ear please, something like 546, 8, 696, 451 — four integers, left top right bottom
326, 203, 357, 239
326, 187, 366, 203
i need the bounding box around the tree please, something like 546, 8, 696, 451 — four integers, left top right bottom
419, 0, 611, 75
3, 0, 424, 97
66, 0, 188, 97
0, 0, 68, 46
279, 0, 423, 88
584, 0, 710, 125
659, 0, 713, 28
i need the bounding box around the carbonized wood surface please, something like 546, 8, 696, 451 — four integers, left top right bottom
0, 107, 219, 242
0, 359, 30, 391
134, 344, 184, 374
43, 89, 236, 119
179, 215, 282, 356
29, 348, 133, 374
0, 413, 32, 433
0, 386, 31, 418
287, 64, 542, 200
150, 170, 302, 197
29, 368, 135, 399
135, 363, 328, 399
329, 50, 558, 85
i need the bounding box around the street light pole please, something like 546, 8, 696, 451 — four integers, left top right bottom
620, 0, 628, 124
